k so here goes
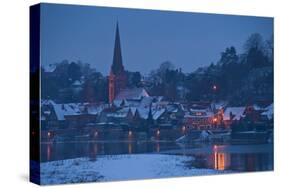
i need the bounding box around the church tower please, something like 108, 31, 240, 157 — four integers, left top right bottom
108, 22, 127, 103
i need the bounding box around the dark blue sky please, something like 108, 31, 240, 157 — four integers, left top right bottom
41, 3, 273, 75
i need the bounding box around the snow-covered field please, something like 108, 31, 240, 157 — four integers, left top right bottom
41, 154, 228, 185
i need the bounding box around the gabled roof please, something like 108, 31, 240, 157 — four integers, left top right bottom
261, 103, 273, 119
135, 108, 150, 119
87, 104, 106, 115
43, 64, 57, 73
152, 108, 166, 120
211, 101, 228, 110
72, 80, 82, 86
223, 107, 246, 121
41, 100, 106, 121
115, 88, 149, 101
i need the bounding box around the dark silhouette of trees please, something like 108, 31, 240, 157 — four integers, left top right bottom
41, 32, 273, 105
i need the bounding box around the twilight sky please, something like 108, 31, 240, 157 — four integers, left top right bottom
41, 3, 273, 75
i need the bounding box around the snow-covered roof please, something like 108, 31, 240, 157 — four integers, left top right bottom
107, 107, 138, 119
72, 80, 82, 86
87, 104, 106, 115
140, 97, 153, 108
190, 108, 208, 113
126, 100, 141, 107
223, 107, 246, 121
41, 100, 66, 121
43, 64, 57, 73
53, 103, 83, 120
118, 107, 136, 115
115, 88, 149, 101
261, 103, 273, 119
253, 104, 268, 111
41, 100, 104, 121
113, 99, 141, 108
152, 108, 166, 120
135, 108, 150, 119
113, 100, 123, 107
212, 101, 227, 110
166, 104, 181, 113
107, 112, 128, 118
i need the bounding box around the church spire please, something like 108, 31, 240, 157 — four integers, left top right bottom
111, 22, 124, 75
108, 22, 127, 104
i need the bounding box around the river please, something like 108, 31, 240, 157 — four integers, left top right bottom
41, 141, 273, 172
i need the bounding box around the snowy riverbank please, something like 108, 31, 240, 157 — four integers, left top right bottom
41, 154, 228, 185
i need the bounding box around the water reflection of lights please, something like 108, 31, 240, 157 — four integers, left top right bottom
128, 142, 132, 154
94, 143, 98, 155
47, 144, 51, 161
213, 145, 230, 170
214, 152, 226, 170
156, 142, 160, 152
128, 131, 133, 141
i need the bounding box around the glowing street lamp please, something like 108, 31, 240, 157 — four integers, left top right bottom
182, 125, 186, 134
213, 117, 218, 123
213, 85, 217, 91
156, 129, 160, 137
94, 131, 98, 137
128, 130, 132, 137
47, 131, 51, 138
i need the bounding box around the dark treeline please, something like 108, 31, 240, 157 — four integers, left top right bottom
41, 61, 142, 103
41, 33, 273, 105
147, 33, 273, 105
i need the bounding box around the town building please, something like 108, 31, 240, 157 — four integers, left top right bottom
184, 102, 214, 130
222, 107, 246, 128
108, 23, 127, 103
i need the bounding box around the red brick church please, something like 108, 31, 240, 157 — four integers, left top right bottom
108, 23, 127, 103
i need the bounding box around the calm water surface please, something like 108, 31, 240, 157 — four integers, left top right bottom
41, 141, 273, 172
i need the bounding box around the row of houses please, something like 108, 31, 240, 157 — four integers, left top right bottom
184, 101, 273, 130
41, 88, 273, 134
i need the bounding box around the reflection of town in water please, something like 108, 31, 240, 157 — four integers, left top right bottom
42, 142, 273, 172
190, 144, 273, 172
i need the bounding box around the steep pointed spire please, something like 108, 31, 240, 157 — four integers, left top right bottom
111, 22, 124, 75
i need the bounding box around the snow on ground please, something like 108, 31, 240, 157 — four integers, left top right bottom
40, 154, 227, 185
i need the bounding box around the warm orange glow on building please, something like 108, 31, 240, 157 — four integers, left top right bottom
213, 117, 217, 123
